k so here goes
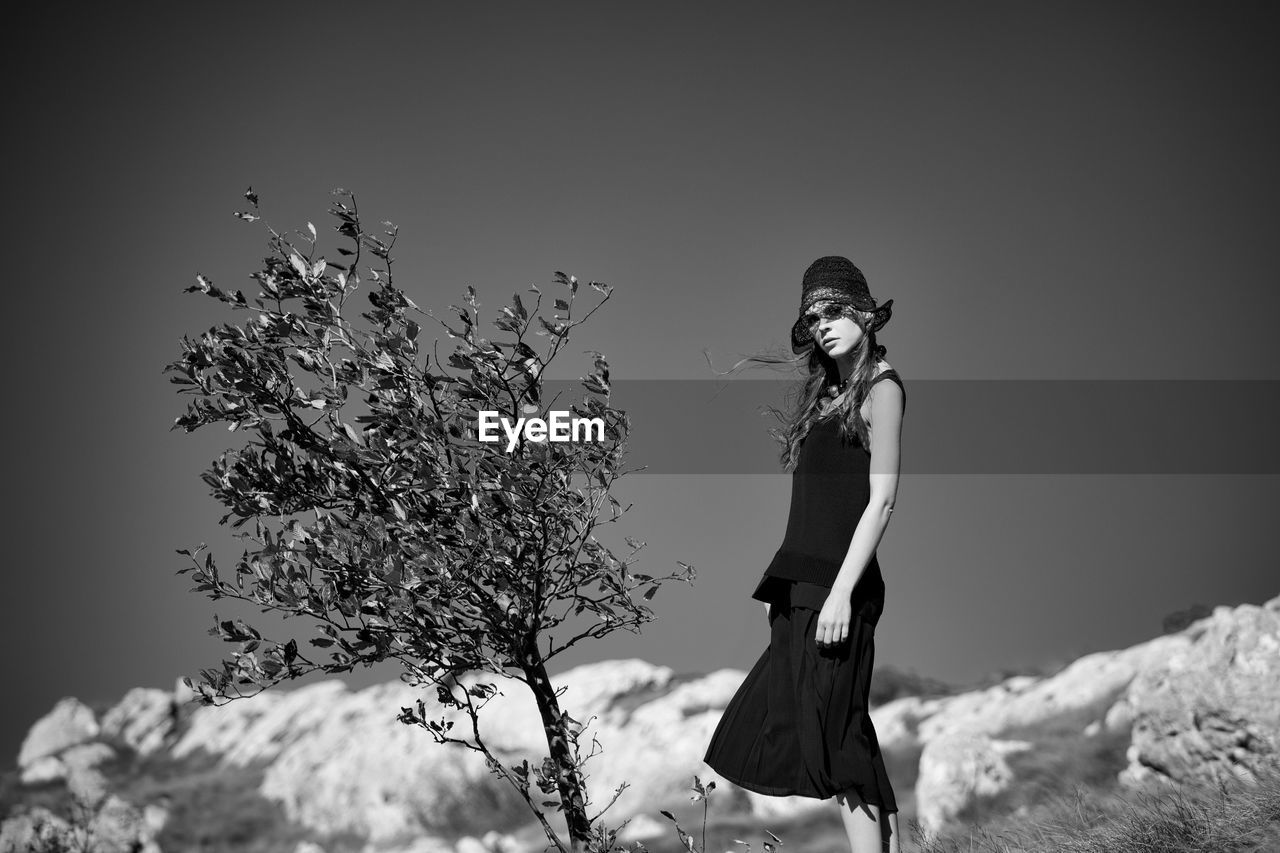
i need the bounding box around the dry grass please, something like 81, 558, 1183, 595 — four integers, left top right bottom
914, 764, 1280, 853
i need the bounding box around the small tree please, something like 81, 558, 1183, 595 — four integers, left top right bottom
166, 187, 694, 853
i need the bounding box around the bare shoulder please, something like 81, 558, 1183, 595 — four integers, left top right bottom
861, 361, 902, 425
869, 360, 903, 405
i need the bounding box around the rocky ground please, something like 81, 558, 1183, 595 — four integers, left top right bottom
3, 593, 1277, 853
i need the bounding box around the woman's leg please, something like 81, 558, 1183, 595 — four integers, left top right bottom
834, 790, 883, 853
881, 809, 902, 853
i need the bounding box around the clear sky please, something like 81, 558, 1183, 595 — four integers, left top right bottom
4, 2, 1278, 766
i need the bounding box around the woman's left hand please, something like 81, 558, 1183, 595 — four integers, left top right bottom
815, 592, 852, 647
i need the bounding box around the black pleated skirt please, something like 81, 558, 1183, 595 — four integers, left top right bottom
702, 573, 897, 811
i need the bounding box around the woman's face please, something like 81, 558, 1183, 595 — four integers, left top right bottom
803, 300, 865, 359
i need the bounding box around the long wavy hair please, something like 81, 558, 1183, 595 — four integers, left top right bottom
713, 308, 888, 472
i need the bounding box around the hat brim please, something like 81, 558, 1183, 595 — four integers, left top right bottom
791, 298, 893, 353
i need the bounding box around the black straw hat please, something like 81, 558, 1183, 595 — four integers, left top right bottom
790, 256, 894, 353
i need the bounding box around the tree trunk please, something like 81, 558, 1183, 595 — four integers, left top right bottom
525, 653, 593, 853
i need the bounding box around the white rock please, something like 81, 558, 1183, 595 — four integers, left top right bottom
1123, 595, 1280, 787
1104, 696, 1134, 733
455, 836, 490, 853
160, 660, 713, 843
19, 740, 115, 787
19, 754, 66, 785
18, 697, 100, 769
142, 802, 170, 838
173, 675, 199, 710
170, 679, 349, 765
914, 732, 1032, 834
361, 836, 454, 853
869, 695, 931, 751
915, 633, 1191, 745
63, 743, 115, 807
101, 687, 176, 756
480, 830, 519, 852
87, 794, 165, 853
0, 794, 165, 853
0, 806, 73, 851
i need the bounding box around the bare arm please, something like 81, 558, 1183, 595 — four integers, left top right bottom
831, 377, 903, 593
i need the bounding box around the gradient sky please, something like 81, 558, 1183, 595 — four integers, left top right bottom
4, 2, 1278, 766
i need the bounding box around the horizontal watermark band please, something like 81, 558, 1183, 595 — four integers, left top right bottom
508, 380, 1280, 474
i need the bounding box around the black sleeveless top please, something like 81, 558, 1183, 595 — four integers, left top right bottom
751, 369, 906, 606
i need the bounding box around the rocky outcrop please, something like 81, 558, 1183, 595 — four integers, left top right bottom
8, 595, 1278, 850
914, 733, 1032, 830
4, 726, 168, 853
101, 687, 179, 757
876, 630, 1194, 751
17, 697, 101, 785
165, 659, 755, 844
904, 594, 1280, 834
11, 660, 764, 850
1122, 596, 1280, 787
0, 797, 168, 853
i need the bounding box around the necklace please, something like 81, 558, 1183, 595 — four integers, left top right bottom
827, 374, 853, 398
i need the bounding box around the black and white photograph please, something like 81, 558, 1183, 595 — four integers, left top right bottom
3, 4, 1278, 852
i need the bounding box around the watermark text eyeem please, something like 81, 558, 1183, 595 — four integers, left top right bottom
478, 410, 605, 453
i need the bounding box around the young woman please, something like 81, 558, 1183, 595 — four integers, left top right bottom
703, 256, 907, 853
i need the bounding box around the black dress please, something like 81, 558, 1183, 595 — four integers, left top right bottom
702, 370, 904, 810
